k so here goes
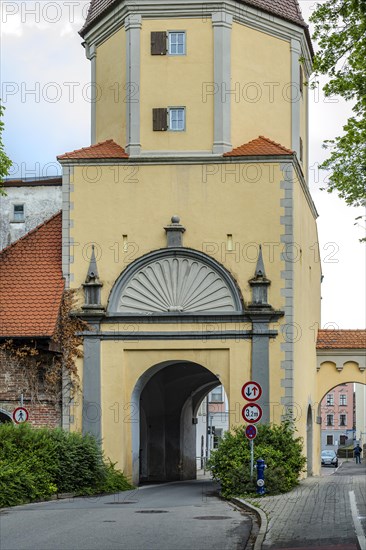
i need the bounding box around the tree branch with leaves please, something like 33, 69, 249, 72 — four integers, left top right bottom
310, 0, 366, 232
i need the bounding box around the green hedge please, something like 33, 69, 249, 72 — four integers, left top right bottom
208, 422, 306, 497
0, 423, 133, 507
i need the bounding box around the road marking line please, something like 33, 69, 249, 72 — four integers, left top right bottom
349, 490, 366, 550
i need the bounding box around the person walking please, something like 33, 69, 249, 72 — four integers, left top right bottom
353, 444, 362, 464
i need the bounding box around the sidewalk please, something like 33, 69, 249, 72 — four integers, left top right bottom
245, 459, 366, 549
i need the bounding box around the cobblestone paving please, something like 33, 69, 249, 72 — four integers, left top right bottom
248, 460, 366, 549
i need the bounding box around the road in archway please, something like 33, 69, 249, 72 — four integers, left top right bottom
0, 479, 253, 550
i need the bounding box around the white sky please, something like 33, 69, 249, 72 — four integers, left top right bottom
1, 0, 365, 329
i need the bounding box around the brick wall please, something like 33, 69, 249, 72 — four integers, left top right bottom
0, 348, 61, 427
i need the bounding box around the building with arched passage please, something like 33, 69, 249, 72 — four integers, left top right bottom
56, 0, 325, 484
1, 0, 363, 484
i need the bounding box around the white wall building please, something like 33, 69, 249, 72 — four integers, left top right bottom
196, 385, 229, 468
0, 177, 62, 250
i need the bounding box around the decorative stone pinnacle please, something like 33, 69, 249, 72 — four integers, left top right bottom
83, 244, 103, 310
164, 215, 186, 248
85, 245, 99, 282
254, 245, 266, 278
248, 245, 271, 308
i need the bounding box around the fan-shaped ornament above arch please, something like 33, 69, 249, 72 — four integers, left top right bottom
108, 250, 243, 315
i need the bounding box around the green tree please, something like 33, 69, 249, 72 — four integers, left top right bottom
310, 0, 366, 215
0, 103, 12, 194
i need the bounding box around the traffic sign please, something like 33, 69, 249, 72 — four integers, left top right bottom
242, 403, 262, 424
241, 381, 262, 402
12, 407, 29, 424
245, 424, 257, 440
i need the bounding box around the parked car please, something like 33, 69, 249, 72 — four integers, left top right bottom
321, 450, 338, 467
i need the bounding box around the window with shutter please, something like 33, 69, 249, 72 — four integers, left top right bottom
151, 32, 167, 55
153, 108, 168, 131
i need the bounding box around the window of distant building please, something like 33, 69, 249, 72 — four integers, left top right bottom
339, 394, 347, 406
339, 414, 347, 427
12, 204, 25, 222
326, 414, 334, 426
326, 393, 334, 406
326, 435, 333, 445
210, 386, 223, 403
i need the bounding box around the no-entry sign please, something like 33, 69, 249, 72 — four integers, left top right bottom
242, 403, 262, 424
241, 381, 262, 402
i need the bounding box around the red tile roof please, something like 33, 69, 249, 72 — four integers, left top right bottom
317, 330, 366, 350
2, 177, 62, 187
224, 136, 294, 157
0, 213, 64, 338
58, 139, 128, 160
80, 0, 309, 39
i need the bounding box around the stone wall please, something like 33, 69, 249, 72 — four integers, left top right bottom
0, 348, 61, 427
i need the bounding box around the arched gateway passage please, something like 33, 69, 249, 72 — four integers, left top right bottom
131, 361, 221, 484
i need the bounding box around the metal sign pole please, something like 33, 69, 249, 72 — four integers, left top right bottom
250, 440, 254, 480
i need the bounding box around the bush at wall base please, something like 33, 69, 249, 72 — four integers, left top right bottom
208, 422, 307, 497
0, 423, 133, 507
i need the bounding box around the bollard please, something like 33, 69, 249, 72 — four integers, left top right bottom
256, 458, 266, 495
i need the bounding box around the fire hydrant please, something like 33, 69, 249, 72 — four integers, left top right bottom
256, 458, 266, 495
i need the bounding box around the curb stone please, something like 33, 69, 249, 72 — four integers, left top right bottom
232, 497, 268, 550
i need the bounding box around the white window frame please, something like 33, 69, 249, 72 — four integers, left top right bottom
168, 31, 186, 55
12, 203, 25, 223
339, 394, 347, 406
326, 393, 334, 406
168, 107, 185, 131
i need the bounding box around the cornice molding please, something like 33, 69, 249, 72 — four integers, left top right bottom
81, 0, 313, 75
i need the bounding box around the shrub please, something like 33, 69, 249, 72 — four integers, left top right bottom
208, 422, 306, 497
0, 423, 133, 507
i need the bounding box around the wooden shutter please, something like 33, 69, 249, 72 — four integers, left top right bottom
151, 32, 167, 55
153, 108, 168, 131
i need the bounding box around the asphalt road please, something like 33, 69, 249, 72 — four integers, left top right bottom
0, 480, 252, 550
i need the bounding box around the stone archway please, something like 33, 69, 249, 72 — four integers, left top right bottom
131, 361, 221, 484
0, 409, 13, 424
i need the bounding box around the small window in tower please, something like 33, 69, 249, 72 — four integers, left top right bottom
13, 204, 25, 222
168, 32, 186, 55
169, 107, 185, 131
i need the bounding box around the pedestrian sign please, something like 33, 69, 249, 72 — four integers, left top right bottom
242, 403, 262, 424
12, 407, 29, 424
241, 381, 262, 402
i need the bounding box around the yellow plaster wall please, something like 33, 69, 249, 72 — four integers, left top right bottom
95, 28, 126, 146
292, 170, 321, 471
140, 19, 214, 151
231, 23, 291, 149
69, 162, 286, 310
